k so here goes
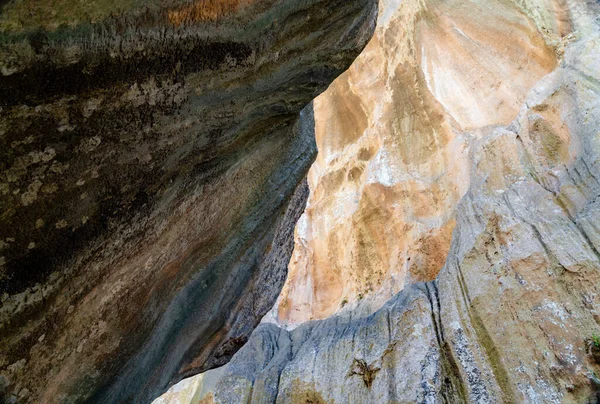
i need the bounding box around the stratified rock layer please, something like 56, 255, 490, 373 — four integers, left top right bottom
166, 0, 600, 402
0, 0, 378, 402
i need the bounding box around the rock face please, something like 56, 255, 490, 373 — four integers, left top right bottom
275, 0, 560, 326
162, 0, 600, 402
0, 0, 378, 402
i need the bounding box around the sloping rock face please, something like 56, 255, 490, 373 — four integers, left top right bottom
163, 0, 600, 402
0, 0, 378, 402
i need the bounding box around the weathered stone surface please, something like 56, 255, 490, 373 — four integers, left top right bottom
160, 284, 445, 404
0, 0, 378, 402
161, 0, 600, 402
276, 0, 560, 326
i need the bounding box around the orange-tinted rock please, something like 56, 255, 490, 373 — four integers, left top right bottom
277, 0, 560, 326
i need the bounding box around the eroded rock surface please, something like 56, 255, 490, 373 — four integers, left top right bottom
162, 0, 600, 402
0, 0, 378, 402
275, 0, 560, 326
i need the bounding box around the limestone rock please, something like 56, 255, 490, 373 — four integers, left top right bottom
0, 0, 378, 402
276, 0, 562, 326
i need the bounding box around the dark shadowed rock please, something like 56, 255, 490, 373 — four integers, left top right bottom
0, 0, 378, 402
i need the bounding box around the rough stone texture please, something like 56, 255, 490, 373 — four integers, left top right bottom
0, 0, 378, 402
157, 284, 444, 404
276, 0, 560, 326
161, 0, 600, 402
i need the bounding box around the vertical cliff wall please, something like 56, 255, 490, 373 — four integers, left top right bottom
0, 0, 378, 402
162, 0, 600, 402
